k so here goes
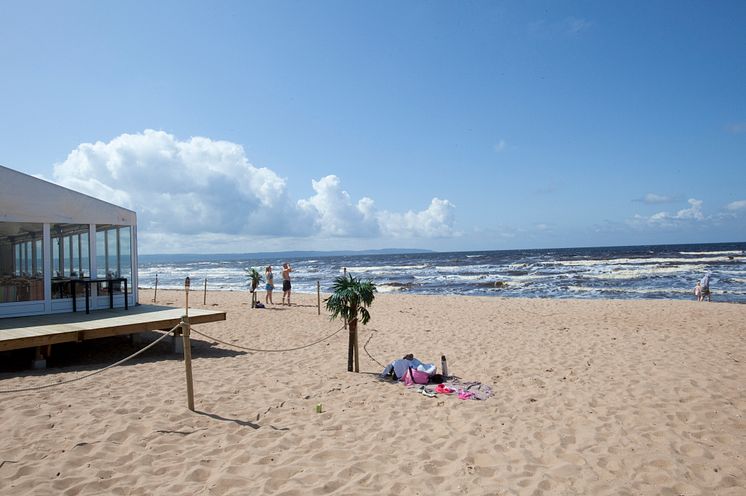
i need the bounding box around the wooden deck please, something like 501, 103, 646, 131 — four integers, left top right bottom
0, 305, 226, 352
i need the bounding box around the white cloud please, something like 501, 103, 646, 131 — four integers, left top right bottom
378, 198, 457, 238
674, 198, 704, 220
726, 200, 746, 211
629, 198, 705, 228
53, 130, 457, 250
54, 130, 292, 237
296, 175, 379, 237
494, 140, 507, 153
640, 193, 674, 204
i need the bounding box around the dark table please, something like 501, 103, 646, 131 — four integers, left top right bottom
70, 278, 128, 314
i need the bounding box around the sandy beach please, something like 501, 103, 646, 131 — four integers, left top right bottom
1, 289, 744, 495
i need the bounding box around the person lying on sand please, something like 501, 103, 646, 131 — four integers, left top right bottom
380, 354, 436, 381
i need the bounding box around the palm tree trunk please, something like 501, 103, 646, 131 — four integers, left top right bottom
347, 317, 354, 372
352, 318, 359, 373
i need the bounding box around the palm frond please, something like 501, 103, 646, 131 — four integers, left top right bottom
324, 273, 377, 325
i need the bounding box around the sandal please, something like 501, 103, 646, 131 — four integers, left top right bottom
435, 384, 455, 395
421, 387, 437, 398
458, 390, 475, 400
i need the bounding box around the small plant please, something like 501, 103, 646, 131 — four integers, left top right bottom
325, 273, 376, 372
245, 267, 264, 308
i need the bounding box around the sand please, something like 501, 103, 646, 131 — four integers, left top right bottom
0, 289, 744, 495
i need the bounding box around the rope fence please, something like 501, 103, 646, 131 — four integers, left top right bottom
0, 323, 181, 394
0, 322, 354, 395
190, 324, 347, 353
1, 270, 372, 410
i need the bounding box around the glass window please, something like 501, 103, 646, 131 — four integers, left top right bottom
95, 225, 131, 294
107, 228, 118, 277
119, 227, 132, 293
96, 228, 107, 279
51, 224, 91, 299
0, 222, 45, 302
34, 238, 42, 276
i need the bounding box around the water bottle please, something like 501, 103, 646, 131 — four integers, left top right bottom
441, 354, 448, 378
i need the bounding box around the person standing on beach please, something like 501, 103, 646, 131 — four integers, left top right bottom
694, 281, 702, 302
700, 273, 711, 302
282, 263, 293, 306
265, 266, 274, 305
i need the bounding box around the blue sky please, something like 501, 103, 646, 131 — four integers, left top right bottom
1, 1, 744, 253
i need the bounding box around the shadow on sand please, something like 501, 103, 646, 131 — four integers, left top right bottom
0, 331, 245, 377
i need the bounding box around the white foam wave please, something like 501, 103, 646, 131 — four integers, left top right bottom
433, 264, 496, 272
542, 256, 742, 267
350, 264, 429, 273
566, 285, 695, 295
679, 250, 744, 256
375, 284, 407, 293
582, 265, 701, 280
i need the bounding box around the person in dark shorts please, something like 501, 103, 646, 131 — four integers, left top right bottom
282, 263, 293, 306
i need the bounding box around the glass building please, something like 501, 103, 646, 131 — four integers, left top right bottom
0, 166, 138, 317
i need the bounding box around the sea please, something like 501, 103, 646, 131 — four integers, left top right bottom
138, 242, 746, 303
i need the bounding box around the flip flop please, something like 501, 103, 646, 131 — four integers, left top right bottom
458, 390, 475, 400
435, 384, 455, 395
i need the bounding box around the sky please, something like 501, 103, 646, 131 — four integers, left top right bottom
1, 1, 745, 254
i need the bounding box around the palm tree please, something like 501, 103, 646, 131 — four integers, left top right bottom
245, 268, 264, 308
325, 273, 376, 372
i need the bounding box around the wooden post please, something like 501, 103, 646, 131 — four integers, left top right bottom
184, 277, 190, 317
317, 281, 321, 315
153, 273, 158, 303
203, 278, 207, 305
181, 315, 195, 411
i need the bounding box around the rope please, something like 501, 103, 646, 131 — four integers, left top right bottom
190, 324, 347, 353
363, 329, 385, 368
0, 323, 181, 394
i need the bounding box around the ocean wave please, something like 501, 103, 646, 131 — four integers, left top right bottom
679, 250, 744, 256
433, 264, 496, 272
580, 265, 705, 280
542, 256, 742, 267
349, 264, 429, 273
135, 243, 746, 302
565, 285, 694, 295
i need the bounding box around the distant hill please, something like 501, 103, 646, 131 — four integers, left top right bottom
139, 248, 434, 263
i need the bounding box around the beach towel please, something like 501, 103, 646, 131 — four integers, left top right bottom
443, 380, 493, 400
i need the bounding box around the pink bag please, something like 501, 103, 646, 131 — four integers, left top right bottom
403, 367, 431, 386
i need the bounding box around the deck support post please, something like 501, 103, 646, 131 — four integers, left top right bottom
32, 345, 51, 369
